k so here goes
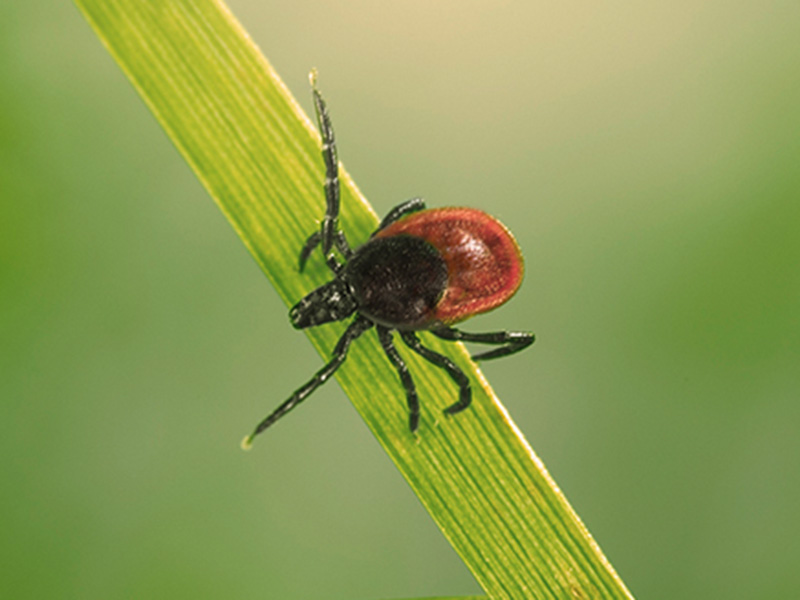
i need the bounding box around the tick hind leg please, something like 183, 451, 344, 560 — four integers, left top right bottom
377, 326, 420, 432
431, 327, 535, 361
399, 331, 472, 417
299, 72, 353, 272
243, 316, 373, 447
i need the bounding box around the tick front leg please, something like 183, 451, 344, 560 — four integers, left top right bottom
242, 316, 373, 448
431, 327, 535, 361
399, 331, 471, 417
310, 71, 343, 256
298, 230, 352, 273
377, 326, 420, 432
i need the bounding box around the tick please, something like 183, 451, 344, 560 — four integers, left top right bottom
242, 73, 534, 448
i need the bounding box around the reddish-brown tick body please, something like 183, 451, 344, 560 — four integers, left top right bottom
373, 207, 523, 327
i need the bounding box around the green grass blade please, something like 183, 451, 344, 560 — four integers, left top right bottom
74, 1, 635, 598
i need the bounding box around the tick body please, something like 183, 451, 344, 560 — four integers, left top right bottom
372, 207, 524, 326
242, 73, 534, 448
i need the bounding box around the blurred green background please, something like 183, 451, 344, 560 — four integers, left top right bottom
2, 1, 799, 598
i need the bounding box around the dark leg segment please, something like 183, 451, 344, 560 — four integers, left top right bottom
300, 195, 425, 271
243, 316, 373, 446
376, 326, 420, 432
298, 230, 352, 273
310, 72, 345, 256
301, 195, 426, 270
399, 331, 471, 416
431, 328, 535, 361
374, 197, 427, 233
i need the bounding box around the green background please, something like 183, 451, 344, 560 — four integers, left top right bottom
2, 1, 798, 598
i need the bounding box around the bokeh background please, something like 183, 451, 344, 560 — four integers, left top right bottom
2, 1, 799, 598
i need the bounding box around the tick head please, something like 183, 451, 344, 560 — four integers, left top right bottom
289, 279, 357, 329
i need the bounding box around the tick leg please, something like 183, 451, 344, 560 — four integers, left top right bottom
298, 230, 352, 273
310, 71, 345, 257
377, 326, 420, 432
399, 331, 471, 416
374, 197, 427, 234
243, 316, 373, 446
431, 328, 535, 361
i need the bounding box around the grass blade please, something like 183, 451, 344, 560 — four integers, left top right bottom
74, 1, 635, 597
